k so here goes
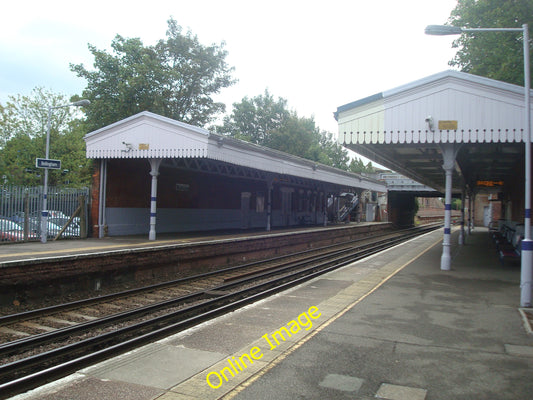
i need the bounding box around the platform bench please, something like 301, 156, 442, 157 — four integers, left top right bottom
491, 222, 517, 251
498, 231, 522, 266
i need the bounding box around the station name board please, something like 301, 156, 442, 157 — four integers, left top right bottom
35, 158, 61, 169
476, 180, 504, 187
438, 120, 458, 130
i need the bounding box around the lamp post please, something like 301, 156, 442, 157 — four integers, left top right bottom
425, 24, 531, 307
41, 99, 90, 243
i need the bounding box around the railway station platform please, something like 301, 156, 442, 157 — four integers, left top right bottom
0, 223, 382, 265
8, 227, 533, 400
0, 222, 393, 309
0, 227, 305, 264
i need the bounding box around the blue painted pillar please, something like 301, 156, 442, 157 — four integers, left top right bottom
441, 144, 456, 271
467, 191, 472, 235
521, 23, 532, 307
458, 190, 465, 245
148, 159, 163, 241
98, 159, 107, 239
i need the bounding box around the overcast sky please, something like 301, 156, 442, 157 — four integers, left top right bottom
0, 0, 459, 134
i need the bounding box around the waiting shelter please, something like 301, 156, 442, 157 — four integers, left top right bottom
84, 111, 386, 240
335, 70, 533, 303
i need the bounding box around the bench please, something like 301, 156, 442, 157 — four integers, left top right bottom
490, 221, 518, 250
498, 231, 522, 266
490, 221, 526, 266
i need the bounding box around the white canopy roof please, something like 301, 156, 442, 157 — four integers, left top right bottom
335, 71, 531, 192
336, 70, 531, 145
84, 111, 386, 192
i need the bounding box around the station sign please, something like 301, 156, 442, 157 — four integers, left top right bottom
438, 120, 458, 130
476, 180, 504, 187
36, 158, 61, 170
175, 183, 190, 192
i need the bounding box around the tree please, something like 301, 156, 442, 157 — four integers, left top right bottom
0, 88, 91, 186
305, 130, 351, 170
71, 18, 236, 132
348, 158, 375, 174
448, 0, 533, 86
220, 90, 350, 169
220, 89, 290, 144
0, 133, 39, 185
0, 87, 75, 147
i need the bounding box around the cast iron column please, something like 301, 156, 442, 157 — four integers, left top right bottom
441, 144, 456, 270
149, 159, 162, 241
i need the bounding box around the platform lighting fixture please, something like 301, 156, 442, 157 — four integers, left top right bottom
41, 99, 90, 244
425, 24, 531, 307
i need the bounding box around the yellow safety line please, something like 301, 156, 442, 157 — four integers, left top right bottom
222, 233, 443, 399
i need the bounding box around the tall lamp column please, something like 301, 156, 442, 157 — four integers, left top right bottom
425, 24, 531, 306
41, 99, 90, 243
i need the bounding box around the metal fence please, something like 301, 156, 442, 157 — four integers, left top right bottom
0, 185, 89, 242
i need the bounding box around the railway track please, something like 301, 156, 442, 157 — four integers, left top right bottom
0, 224, 440, 399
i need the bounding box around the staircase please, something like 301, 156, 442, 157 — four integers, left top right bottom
338, 194, 359, 222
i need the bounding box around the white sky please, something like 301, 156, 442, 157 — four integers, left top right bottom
0, 0, 458, 134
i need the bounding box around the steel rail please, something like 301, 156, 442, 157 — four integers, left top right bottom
0, 225, 433, 328
0, 226, 419, 358
0, 227, 402, 326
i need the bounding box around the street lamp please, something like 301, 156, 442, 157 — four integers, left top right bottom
41, 99, 90, 243
425, 24, 531, 307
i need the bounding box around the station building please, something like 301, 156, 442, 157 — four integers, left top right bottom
84, 112, 386, 240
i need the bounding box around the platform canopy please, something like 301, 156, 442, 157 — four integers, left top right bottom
85, 111, 386, 193
335, 70, 533, 194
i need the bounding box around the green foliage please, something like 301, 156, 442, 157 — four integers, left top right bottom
220, 89, 290, 144
71, 17, 236, 132
316, 131, 352, 170
348, 158, 375, 173
0, 88, 91, 187
448, 0, 533, 86
452, 198, 462, 210
0, 133, 39, 185
219, 90, 351, 169
268, 114, 317, 159
0, 87, 73, 146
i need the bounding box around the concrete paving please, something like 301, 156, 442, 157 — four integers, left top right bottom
8, 227, 533, 400
227, 229, 533, 400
